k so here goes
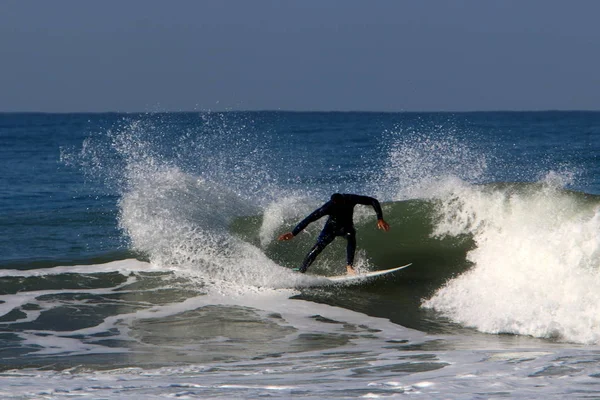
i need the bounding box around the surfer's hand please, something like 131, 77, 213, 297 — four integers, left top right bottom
377, 219, 390, 232
278, 232, 294, 241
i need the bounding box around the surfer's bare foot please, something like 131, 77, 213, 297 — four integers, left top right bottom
346, 265, 356, 275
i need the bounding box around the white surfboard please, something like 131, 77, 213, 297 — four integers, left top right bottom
326, 263, 412, 283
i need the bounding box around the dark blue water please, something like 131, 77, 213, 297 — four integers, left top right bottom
1, 114, 120, 268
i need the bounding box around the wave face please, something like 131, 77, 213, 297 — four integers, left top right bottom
232, 198, 473, 281
57, 111, 600, 343
232, 183, 600, 343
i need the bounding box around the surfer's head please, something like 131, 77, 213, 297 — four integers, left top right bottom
331, 193, 344, 204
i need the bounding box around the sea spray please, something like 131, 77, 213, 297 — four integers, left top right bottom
377, 123, 490, 201
258, 195, 314, 248
117, 165, 322, 290
62, 114, 327, 290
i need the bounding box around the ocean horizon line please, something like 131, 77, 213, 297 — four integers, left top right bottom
2, 109, 600, 115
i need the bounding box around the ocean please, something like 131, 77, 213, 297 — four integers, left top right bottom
1, 111, 599, 399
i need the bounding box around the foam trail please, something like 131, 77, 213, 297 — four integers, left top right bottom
0, 259, 156, 277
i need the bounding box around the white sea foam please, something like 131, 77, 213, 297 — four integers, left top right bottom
378, 125, 600, 344
0, 259, 155, 278
423, 180, 600, 343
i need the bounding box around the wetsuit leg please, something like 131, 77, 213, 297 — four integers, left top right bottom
344, 229, 357, 267
298, 228, 337, 273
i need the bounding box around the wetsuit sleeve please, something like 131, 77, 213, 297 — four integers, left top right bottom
349, 195, 384, 220
292, 203, 330, 236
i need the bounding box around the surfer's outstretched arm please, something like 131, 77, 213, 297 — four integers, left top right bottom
277, 203, 330, 241
350, 195, 390, 232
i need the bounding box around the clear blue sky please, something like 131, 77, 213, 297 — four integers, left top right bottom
1, 0, 599, 112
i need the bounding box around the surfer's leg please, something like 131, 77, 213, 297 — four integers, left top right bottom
344, 230, 357, 275
298, 230, 336, 273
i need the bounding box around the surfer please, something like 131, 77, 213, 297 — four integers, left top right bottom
278, 193, 390, 275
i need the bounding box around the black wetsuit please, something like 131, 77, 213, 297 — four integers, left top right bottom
292, 194, 384, 273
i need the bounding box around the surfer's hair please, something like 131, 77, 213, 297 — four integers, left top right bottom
331, 193, 344, 203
